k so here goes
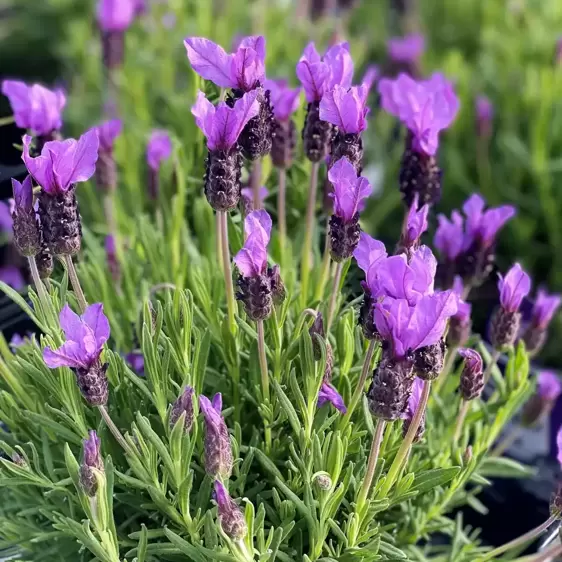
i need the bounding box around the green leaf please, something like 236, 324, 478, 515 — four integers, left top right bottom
411, 467, 461, 494
479, 457, 536, 478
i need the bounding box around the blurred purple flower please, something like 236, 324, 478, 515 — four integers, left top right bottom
12, 175, 34, 213
403, 377, 424, 422
361, 65, 379, 90
387, 34, 425, 63
317, 382, 347, 413
241, 186, 268, 212
538, 370, 562, 402
126, 351, 145, 375
530, 289, 561, 330
401, 193, 429, 250
43, 304, 110, 370
0, 202, 13, 235
296, 42, 354, 103
434, 211, 464, 260
1, 81, 66, 136
192, 91, 260, 151
320, 85, 369, 134
22, 131, 99, 194
0, 266, 25, 290
97, 0, 137, 31
94, 119, 122, 151
452, 276, 472, 323
146, 130, 172, 171
476, 95, 493, 137
378, 73, 459, 156
264, 79, 301, 121
328, 157, 372, 222
498, 263, 531, 313
184, 35, 266, 91
234, 210, 272, 277
557, 425, 562, 466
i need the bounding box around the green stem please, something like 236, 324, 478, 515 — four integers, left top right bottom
378, 380, 431, 497
326, 261, 342, 332
314, 232, 331, 302
98, 405, 134, 456
300, 162, 320, 308
340, 340, 376, 431
251, 159, 262, 209
491, 426, 521, 457
453, 399, 470, 445
476, 515, 557, 562
356, 419, 386, 513
278, 167, 287, 268
435, 344, 458, 393
27, 256, 57, 328
63, 255, 88, 313
257, 320, 271, 451
218, 211, 237, 334
483, 349, 500, 386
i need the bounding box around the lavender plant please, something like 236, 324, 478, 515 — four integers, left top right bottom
1, 2, 562, 562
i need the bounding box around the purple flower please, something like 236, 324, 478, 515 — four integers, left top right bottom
241, 186, 268, 209
434, 211, 464, 261
192, 91, 260, 152
375, 291, 458, 358
557, 425, 562, 467
97, 0, 137, 31
43, 304, 110, 370
462, 194, 515, 250
234, 210, 272, 277
94, 119, 122, 152
538, 371, 561, 402
458, 347, 483, 375
319, 85, 369, 134
0, 266, 25, 290
452, 276, 472, 323
11, 175, 34, 214
296, 42, 354, 103
328, 157, 372, 222
213, 480, 248, 540
9, 333, 29, 349
22, 131, 99, 195
361, 65, 379, 91
403, 377, 424, 422
264, 79, 301, 121
199, 393, 233, 478
353, 232, 388, 291
476, 95, 493, 137
83, 430, 102, 468
1, 81, 66, 136
531, 289, 561, 329
317, 382, 347, 413
184, 35, 266, 91
498, 263, 531, 313
0, 202, 13, 234
126, 351, 144, 375
146, 130, 172, 171
401, 193, 429, 249
378, 73, 459, 156
387, 34, 425, 63
170, 386, 195, 432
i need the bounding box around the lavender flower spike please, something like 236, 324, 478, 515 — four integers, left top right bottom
402, 377, 425, 441
169, 386, 195, 433
476, 96, 493, 138
327, 157, 372, 261
146, 130, 172, 200
318, 382, 347, 414
193, 91, 259, 211
11, 176, 41, 257
94, 119, 122, 192
522, 371, 562, 427
97, 0, 137, 69
458, 348, 484, 401
80, 430, 104, 496
214, 480, 248, 540
321, 85, 369, 171
199, 393, 233, 479
397, 193, 429, 255
43, 304, 110, 406
491, 263, 531, 350
2, 80, 66, 139
105, 235, 120, 282
448, 276, 472, 347
23, 130, 99, 256
522, 289, 561, 355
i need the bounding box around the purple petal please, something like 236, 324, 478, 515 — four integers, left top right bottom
199, 394, 223, 428
211, 392, 223, 412
184, 37, 235, 88
324, 42, 354, 90
59, 304, 85, 339
533, 289, 562, 329
408, 246, 437, 297
462, 193, 485, 240
53, 129, 100, 188
0, 202, 13, 234
361, 65, 379, 91
403, 377, 424, 420
244, 209, 272, 243
264, 79, 301, 121
404, 195, 429, 246
147, 130, 172, 171
479, 205, 516, 246
317, 382, 347, 414
328, 157, 371, 221
213, 90, 260, 150
498, 263, 531, 313
296, 59, 329, 103
191, 91, 216, 141
213, 479, 229, 508
538, 370, 561, 401
0, 266, 24, 290
232, 36, 266, 90
374, 297, 412, 358
94, 119, 122, 151
387, 34, 425, 63
376, 255, 416, 302
43, 341, 89, 370
12, 175, 34, 212
557, 426, 562, 467
22, 135, 57, 194
353, 233, 387, 290
97, 0, 136, 31
82, 303, 110, 349
320, 85, 368, 134
434, 211, 464, 260
234, 231, 268, 277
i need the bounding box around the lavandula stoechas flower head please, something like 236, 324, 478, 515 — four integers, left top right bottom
318, 383, 347, 414
490, 263, 531, 351
169, 386, 195, 433
184, 36, 274, 160
199, 393, 233, 479
1, 81, 65, 141
146, 129, 172, 200
234, 210, 285, 319
11, 176, 41, 257
396, 193, 429, 256
23, 130, 99, 256
320, 85, 369, 172
327, 157, 372, 261
80, 430, 103, 496
192, 91, 260, 211
476, 96, 493, 139
214, 481, 248, 540
458, 348, 484, 401
105, 235, 120, 282
265, 79, 300, 169
447, 276, 472, 347
387, 34, 425, 65
241, 186, 268, 215
353, 233, 387, 339
297, 42, 354, 162
402, 377, 425, 441
522, 289, 561, 356
43, 304, 110, 406
378, 73, 459, 208
94, 119, 122, 192
522, 370, 562, 427
97, 0, 137, 68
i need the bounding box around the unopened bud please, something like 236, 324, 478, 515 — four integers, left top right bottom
11, 452, 26, 467
414, 340, 446, 381
200, 394, 233, 479
214, 480, 248, 540
313, 473, 332, 491
79, 430, 103, 496
309, 313, 326, 361
458, 348, 484, 401
463, 446, 473, 465
267, 265, 286, 305
490, 307, 520, 350
169, 386, 195, 433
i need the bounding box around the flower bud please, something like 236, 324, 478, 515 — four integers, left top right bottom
169, 386, 195, 433
267, 265, 286, 305
11, 452, 27, 467
313, 473, 332, 491
236, 274, 273, 321
204, 149, 243, 212
271, 119, 297, 169
11, 176, 41, 257
214, 480, 248, 540
80, 430, 103, 496
329, 213, 361, 262
302, 101, 332, 163
330, 132, 363, 174
490, 307, 520, 350
402, 377, 424, 442
359, 284, 379, 340
414, 339, 446, 381
75, 361, 109, 406
200, 394, 233, 479
458, 348, 484, 401
36, 240, 54, 279
309, 313, 326, 361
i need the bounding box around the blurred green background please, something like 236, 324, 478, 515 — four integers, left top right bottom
2, 0, 562, 366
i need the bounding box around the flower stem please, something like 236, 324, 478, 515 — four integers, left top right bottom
453, 399, 470, 445
63, 255, 88, 313
314, 232, 332, 302
103, 192, 118, 242
257, 320, 271, 450
356, 419, 386, 513
218, 211, 237, 334
435, 345, 458, 393
326, 261, 342, 332
27, 256, 57, 327
378, 380, 431, 497
483, 349, 500, 386
251, 158, 262, 209
300, 162, 320, 308
476, 515, 557, 562
520, 542, 562, 562
216, 213, 223, 263
340, 340, 376, 431
98, 405, 134, 456
278, 167, 287, 266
